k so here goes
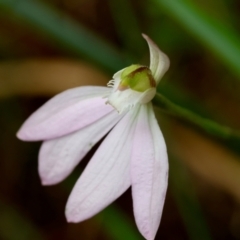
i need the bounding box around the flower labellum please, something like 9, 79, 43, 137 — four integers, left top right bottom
17, 34, 170, 240
107, 64, 157, 113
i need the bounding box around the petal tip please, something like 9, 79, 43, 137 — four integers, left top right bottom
65, 207, 81, 223
39, 174, 60, 186
65, 213, 75, 223
141, 33, 149, 41
16, 129, 27, 141
139, 227, 157, 240
16, 127, 41, 141
141, 33, 155, 47
40, 179, 51, 186
40, 178, 54, 186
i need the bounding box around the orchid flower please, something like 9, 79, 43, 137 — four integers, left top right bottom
17, 34, 170, 240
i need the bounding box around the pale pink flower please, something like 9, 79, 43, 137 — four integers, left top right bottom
17, 34, 170, 240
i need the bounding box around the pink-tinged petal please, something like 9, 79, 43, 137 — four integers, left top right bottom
131, 103, 168, 240
17, 86, 113, 141
142, 34, 170, 84
65, 106, 140, 222
39, 110, 123, 185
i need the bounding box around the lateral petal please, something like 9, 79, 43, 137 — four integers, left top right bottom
65, 106, 140, 222
39, 110, 123, 185
17, 86, 113, 141
142, 34, 170, 85
131, 103, 168, 240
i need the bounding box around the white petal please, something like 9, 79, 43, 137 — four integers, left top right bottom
65, 106, 140, 222
17, 86, 113, 141
39, 110, 123, 185
142, 34, 170, 84
131, 103, 168, 240
107, 88, 156, 114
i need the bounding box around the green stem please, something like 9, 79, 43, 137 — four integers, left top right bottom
153, 93, 240, 140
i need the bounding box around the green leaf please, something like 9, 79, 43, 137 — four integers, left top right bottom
155, 0, 240, 79
0, 0, 127, 71
170, 157, 212, 240
108, 0, 145, 56
0, 199, 45, 240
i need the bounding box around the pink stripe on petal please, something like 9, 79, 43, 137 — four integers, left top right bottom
39, 110, 123, 185
131, 103, 168, 240
17, 86, 113, 141
65, 106, 140, 223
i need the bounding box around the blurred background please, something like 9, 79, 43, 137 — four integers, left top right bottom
1, 0, 240, 239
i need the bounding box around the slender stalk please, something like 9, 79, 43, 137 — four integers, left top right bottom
153, 93, 240, 140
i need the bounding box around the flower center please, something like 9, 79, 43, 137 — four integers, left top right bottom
106, 65, 157, 113
118, 65, 156, 92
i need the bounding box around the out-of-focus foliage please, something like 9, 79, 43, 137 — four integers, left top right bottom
1, 0, 240, 239
156, 0, 240, 79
